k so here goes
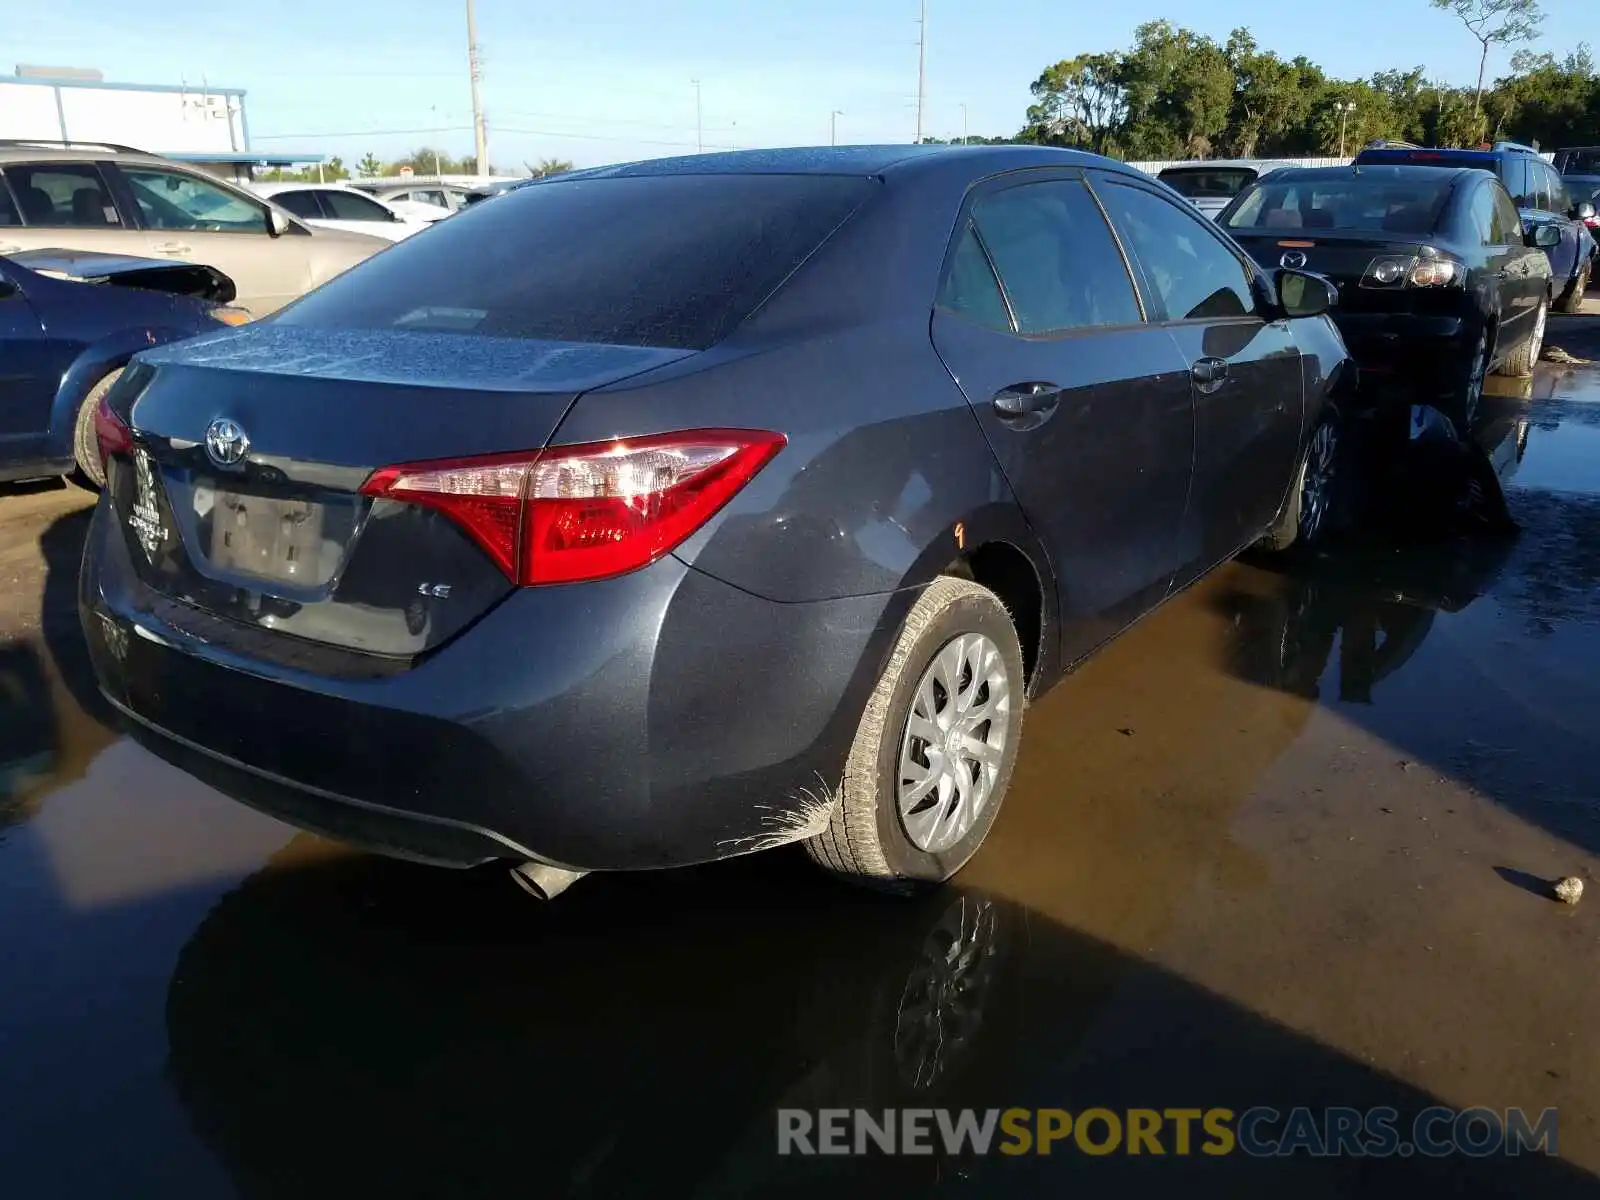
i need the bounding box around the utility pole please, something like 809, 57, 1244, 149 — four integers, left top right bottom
692, 79, 703, 153
466, 0, 487, 176
914, 0, 926, 144
831, 109, 843, 146
959, 102, 967, 146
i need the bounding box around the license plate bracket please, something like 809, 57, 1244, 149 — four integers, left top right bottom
206, 488, 327, 585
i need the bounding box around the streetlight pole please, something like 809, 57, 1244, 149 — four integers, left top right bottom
831, 109, 843, 146
959, 102, 967, 146
1336, 100, 1356, 158
466, 0, 487, 176
692, 79, 703, 153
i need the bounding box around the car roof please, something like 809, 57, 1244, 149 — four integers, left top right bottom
1255, 164, 1480, 184
253, 181, 363, 194
0, 142, 171, 166
549, 143, 1141, 183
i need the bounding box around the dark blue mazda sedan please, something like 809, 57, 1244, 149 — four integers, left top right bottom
0, 250, 246, 488
80, 145, 1354, 898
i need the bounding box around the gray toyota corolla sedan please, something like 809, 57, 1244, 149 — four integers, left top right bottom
80, 145, 1353, 897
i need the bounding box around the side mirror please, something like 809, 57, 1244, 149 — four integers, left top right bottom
1276, 268, 1338, 318
1528, 223, 1562, 249
267, 208, 291, 238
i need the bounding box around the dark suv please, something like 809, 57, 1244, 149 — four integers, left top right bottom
1355, 141, 1597, 311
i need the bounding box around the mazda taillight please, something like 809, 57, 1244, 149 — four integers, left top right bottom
1361, 254, 1463, 289
94, 395, 132, 464
361, 429, 786, 585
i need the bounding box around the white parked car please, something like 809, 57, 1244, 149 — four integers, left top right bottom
249, 183, 445, 242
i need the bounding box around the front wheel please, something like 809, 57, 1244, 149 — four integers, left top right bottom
69, 367, 123, 491
806, 576, 1025, 891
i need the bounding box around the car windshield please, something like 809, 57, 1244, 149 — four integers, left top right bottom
1559, 149, 1600, 175
1225, 177, 1452, 234
276, 173, 877, 349
1158, 168, 1258, 199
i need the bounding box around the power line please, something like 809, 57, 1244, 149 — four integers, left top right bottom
252, 125, 474, 141
494, 124, 749, 151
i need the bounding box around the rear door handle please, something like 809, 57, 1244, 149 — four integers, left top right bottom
1191, 357, 1229, 394
992, 382, 1062, 420
153, 241, 192, 255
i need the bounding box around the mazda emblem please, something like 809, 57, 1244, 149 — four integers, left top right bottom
205, 418, 250, 468
1280, 250, 1308, 270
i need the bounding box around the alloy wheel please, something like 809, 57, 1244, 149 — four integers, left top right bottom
897, 633, 1014, 854
1299, 420, 1339, 543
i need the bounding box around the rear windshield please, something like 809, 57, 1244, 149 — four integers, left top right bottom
276, 174, 876, 350
1558, 149, 1600, 175
1225, 178, 1452, 235
1158, 168, 1258, 199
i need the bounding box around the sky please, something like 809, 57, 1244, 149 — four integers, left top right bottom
5, 0, 1596, 171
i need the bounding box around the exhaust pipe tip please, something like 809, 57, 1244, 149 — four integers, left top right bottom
510, 861, 590, 901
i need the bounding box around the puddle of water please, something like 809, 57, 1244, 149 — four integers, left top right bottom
1512, 419, 1600, 498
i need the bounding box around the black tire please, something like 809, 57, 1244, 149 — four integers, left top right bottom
1495, 298, 1547, 377
1258, 411, 1342, 554
69, 367, 123, 491
1455, 326, 1490, 432
806, 576, 1025, 890
1557, 262, 1589, 315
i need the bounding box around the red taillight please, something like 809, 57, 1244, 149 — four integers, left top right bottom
361, 429, 787, 586
94, 395, 132, 465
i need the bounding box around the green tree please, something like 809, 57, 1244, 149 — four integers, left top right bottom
1430, 0, 1544, 118
527, 157, 575, 178
357, 152, 383, 177
1022, 53, 1128, 152
1223, 30, 1315, 156
1118, 21, 1236, 159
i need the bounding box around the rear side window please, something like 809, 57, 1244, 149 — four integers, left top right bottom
969, 179, 1141, 333
1467, 183, 1498, 245
1503, 157, 1531, 207
1157, 168, 1256, 200
6, 163, 121, 227
278, 174, 875, 350
938, 224, 1012, 331
1559, 149, 1600, 175
1490, 184, 1522, 243
1099, 181, 1256, 321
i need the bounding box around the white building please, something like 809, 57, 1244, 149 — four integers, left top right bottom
0, 65, 322, 181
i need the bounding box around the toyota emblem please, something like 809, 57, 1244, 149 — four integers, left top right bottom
205, 417, 250, 468
1280, 250, 1308, 270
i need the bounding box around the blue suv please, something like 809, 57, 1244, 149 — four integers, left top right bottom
1356, 141, 1598, 312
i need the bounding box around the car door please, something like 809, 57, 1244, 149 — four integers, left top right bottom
0, 161, 151, 260
928, 172, 1195, 664
112, 163, 312, 315
1090, 172, 1306, 583
0, 261, 56, 466
1481, 180, 1545, 337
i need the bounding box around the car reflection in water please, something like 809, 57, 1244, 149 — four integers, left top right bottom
1227, 386, 1530, 704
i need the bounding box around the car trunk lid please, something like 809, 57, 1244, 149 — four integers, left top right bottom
109, 325, 691, 660
1229, 231, 1437, 312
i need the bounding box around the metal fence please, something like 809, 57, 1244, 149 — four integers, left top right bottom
1126, 157, 1353, 176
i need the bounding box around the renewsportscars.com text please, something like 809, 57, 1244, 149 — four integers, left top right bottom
777, 1106, 1558, 1158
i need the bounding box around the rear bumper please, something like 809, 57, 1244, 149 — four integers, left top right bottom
1330, 312, 1471, 393
80, 497, 910, 871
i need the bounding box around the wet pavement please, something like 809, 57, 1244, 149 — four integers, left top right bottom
4, 329, 1600, 1196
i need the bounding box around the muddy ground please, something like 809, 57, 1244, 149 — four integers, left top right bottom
3, 317, 1600, 1197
